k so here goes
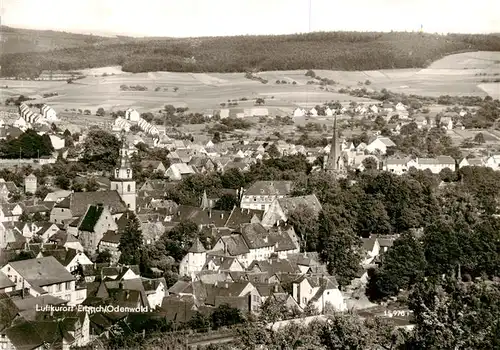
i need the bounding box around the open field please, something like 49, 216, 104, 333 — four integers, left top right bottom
1, 52, 499, 116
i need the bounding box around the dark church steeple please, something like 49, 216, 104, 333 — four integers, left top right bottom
324, 116, 347, 178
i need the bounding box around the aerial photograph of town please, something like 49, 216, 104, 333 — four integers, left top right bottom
0, 0, 499, 349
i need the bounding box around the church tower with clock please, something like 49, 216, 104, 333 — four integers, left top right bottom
111, 133, 136, 212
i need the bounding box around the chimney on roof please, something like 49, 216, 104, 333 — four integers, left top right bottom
220, 213, 224, 220
208, 210, 212, 218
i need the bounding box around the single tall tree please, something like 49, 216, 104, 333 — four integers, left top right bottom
118, 212, 143, 265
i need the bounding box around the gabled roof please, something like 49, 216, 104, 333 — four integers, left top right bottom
40, 248, 79, 267
239, 223, 274, 249
170, 205, 230, 227
248, 259, 301, 275
0, 293, 20, 331
276, 194, 322, 215
7, 256, 74, 287
54, 191, 127, 216
0, 271, 15, 290
217, 234, 250, 256
101, 230, 121, 244
224, 207, 264, 229
205, 281, 254, 306
79, 205, 105, 232
243, 181, 293, 196
362, 237, 378, 252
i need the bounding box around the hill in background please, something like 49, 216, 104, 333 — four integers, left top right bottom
0, 25, 123, 54
1, 29, 500, 78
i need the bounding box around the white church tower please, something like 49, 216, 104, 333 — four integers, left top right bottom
111, 132, 136, 212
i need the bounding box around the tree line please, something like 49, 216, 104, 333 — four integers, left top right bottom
3, 32, 500, 78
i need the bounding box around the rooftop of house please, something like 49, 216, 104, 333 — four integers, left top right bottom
243, 180, 293, 196
79, 204, 106, 232
100, 230, 121, 244
417, 156, 456, 165
224, 207, 264, 229
171, 205, 230, 227
55, 191, 127, 216
0, 271, 15, 290
40, 248, 81, 267
215, 234, 250, 256
6, 256, 74, 287
276, 194, 322, 215
248, 259, 302, 275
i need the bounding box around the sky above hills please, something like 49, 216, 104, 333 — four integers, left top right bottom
1, 0, 499, 37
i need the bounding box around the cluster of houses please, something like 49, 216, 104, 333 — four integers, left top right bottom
0, 164, 401, 348
291, 101, 467, 133
0, 97, 490, 348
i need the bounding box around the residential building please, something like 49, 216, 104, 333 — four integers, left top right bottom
240, 181, 293, 211
0, 271, 15, 293
125, 108, 140, 122
165, 163, 196, 181
1, 256, 86, 305
0, 181, 18, 202
140, 160, 167, 174
440, 116, 453, 130
49, 134, 66, 150
210, 223, 300, 267
261, 194, 322, 227
411, 156, 456, 173
292, 275, 346, 312
0, 204, 23, 223
366, 136, 396, 155
293, 108, 306, 117
40, 104, 58, 121
40, 248, 93, 273
2, 311, 90, 350
384, 158, 410, 175
69, 204, 118, 255
458, 157, 485, 168
485, 155, 500, 170
98, 230, 121, 263
50, 191, 127, 224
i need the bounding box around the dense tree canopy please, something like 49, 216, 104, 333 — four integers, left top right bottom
0, 129, 54, 159
3, 32, 500, 78
81, 129, 120, 171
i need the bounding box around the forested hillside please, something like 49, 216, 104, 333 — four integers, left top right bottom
2, 31, 500, 78
0, 25, 118, 54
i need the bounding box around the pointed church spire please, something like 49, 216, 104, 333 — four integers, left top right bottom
201, 190, 209, 210
324, 115, 347, 178
118, 130, 131, 170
